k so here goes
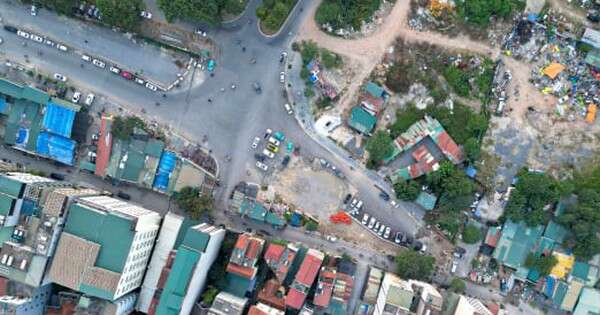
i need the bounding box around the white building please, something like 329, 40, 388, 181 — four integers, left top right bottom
49, 195, 161, 301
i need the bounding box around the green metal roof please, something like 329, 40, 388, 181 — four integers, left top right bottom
121, 149, 145, 182
535, 237, 556, 256
0, 226, 15, 248
365, 82, 385, 99
493, 220, 544, 270
348, 107, 376, 135
173, 218, 201, 249
144, 139, 165, 158
265, 212, 285, 227
585, 50, 600, 68
239, 199, 285, 227
224, 273, 252, 298
0, 176, 24, 197
80, 283, 113, 301
573, 288, 600, 315
181, 227, 209, 252
21, 86, 49, 105
79, 161, 97, 173
415, 191, 437, 211
552, 281, 568, 306
0, 194, 15, 216
544, 221, 568, 244
571, 262, 590, 282
0, 78, 24, 99
155, 247, 201, 315
3, 123, 18, 145
64, 203, 134, 273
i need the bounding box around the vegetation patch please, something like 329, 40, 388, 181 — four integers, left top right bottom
173, 186, 214, 219
111, 116, 147, 141
316, 0, 382, 32
365, 131, 394, 169
158, 0, 248, 25
256, 0, 298, 34
455, 0, 525, 27
395, 250, 435, 281
96, 0, 145, 31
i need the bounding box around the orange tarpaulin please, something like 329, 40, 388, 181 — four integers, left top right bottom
329, 212, 352, 224
543, 63, 566, 79
586, 104, 597, 123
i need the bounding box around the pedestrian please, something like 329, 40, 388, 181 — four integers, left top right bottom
242, 46, 246, 52
208, 98, 212, 103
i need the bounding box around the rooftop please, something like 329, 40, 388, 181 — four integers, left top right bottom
286, 249, 324, 310
493, 220, 544, 270
226, 233, 265, 280
573, 287, 600, 315
208, 291, 248, 315
348, 107, 376, 135
264, 243, 298, 282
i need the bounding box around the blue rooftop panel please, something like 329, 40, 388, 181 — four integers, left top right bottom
42, 102, 76, 137
36, 132, 76, 165
153, 151, 177, 191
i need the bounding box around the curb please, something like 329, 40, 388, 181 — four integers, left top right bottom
221, 0, 253, 25
256, 0, 303, 38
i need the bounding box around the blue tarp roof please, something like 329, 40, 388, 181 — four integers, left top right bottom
0, 98, 6, 114
15, 128, 29, 146
465, 166, 477, 178
36, 131, 75, 165
42, 102, 76, 137
153, 151, 176, 191
545, 276, 555, 297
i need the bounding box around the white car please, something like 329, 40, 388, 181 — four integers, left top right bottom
44, 39, 55, 47
109, 66, 121, 74
71, 92, 81, 104
255, 161, 268, 171
81, 55, 92, 62
264, 128, 272, 139
140, 11, 152, 19
262, 149, 275, 159
268, 137, 280, 146
53, 73, 67, 82
279, 71, 285, 83
92, 59, 106, 68
361, 214, 369, 225
57, 44, 68, 52
17, 31, 30, 39
384, 227, 391, 239
145, 82, 158, 91
284, 103, 293, 115
0, 38, 3, 45
367, 217, 376, 229
84, 94, 95, 106
251, 137, 260, 149
31, 5, 37, 16
134, 77, 145, 85
195, 28, 207, 37
30, 34, 43, 43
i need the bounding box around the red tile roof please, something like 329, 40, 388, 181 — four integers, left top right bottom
94, 115, 113, 177
412, 145, 430, 162
246, 239, 262, 259
437, 131, 463, 163
248, 306, 267, 315
0, 277, 7, 296
313, 268, 336, 308
235, 234, 249, 250
258, 279, 287, 311
226, 263, 257, 279
296, 251, 324, 286
264, 244, 285, 262
285, 288, 306, 310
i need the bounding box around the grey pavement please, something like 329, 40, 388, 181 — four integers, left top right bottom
0, 2, 181, 85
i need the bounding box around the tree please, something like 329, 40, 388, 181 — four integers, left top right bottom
558, 188, 600, 259
462, 224, 482, 244
525, 253, 557, 276
395, 250, 435, 281
464, 137, 481, 162
96, 0, 145, 31
158, 0, 222, 25
28, 0, 77, 15
305, 221, 319, 231
455, 0, 522, 27
505, 171, 560, 226
111, 116, 146, 140
173, 186, 213, 219
394, 180, 420, 201
201, 287, 219, 306
449, 278, 466, 293
365, 131, 393, 167
315, 0, 382, 30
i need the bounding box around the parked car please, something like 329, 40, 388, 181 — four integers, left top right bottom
379, 191, 390, 201
373, 221, 380, 231
145, 82, 158, 91
367, 217, 376, 229
255, 161, 268, 171
71, 92, 81, 103
254, 153, 266, 162
262, 149, 275, 159
266, 143, 279, 153
53, 73, 67, 82
195, 28, 207, 36
384, 227, 391, 239
17, 30, 30, 39
252, 81, 262, 94
140, 11, 152, 19
92, 59, 106, 68
3, 26, 18, 33
134, 77, 145, 85
264, 128, 272, 139
451, 260, 458, 273
0, 38, 2, 45
121, 71, 133, 80
116, 191, 131, 200
281, 155, 290, 166
31, 5, 37, 16
361, 214, 370, 225
284, 103, 293, 115
279, 71, 285, 83
44, 39, 55, 47
251, 136, 260, 149
268, 137, 280, 146
81, 54, 92, 62
378, 225, 386, 236
350, 198, 358, 208
343, 193, 352, 204
49, 173, 65, 181
394, 232, 404, 244
109, 66, 121, 74
57, 44, 68, 52
453, 247, 466, 259
84, 94, 95, 106
279, 51, 287, 63
30, 34, 43, 43
355, 200, 363, 210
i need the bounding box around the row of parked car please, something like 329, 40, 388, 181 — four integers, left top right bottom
4, 25, 68, 52
80, 54, 159, 91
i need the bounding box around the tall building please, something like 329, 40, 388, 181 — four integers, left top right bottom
286, 249, 324, 310
49, 195, 161, 301
373, 273, 414, 315
225, 233, 265, 297
0, 172, 59, 228
263, 243, 298, 283
208, 291, 248, 315
138, 211, 225, 315
0, 279, 51, 315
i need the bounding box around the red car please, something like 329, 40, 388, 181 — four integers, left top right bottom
120, 71, 133, 80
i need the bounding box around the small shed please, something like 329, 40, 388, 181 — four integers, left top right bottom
415, 191, 437, 211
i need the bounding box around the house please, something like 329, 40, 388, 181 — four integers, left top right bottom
415, 191, 437, 211
492, 220, 544, 275
573, 287, 600, 315
325, 257, 356, 315
264, 243, 299, 282
139, 212, 225, 315
286, 249, 324, 310
48, 196, 161, 301
348, 107, 377, 135
239, 199, 286, 229
443, 293, 493, 315
208, 291, 248, 315
0, 78, 80, 165
582, 28, 600, 50
225, 233, 265, 297
93, 115, 113, 177
257, 279, 287, 311
362, 266, 384, 306
373, 273, 414, 315
360, 81, 387, 116
313, 266, 337, 309
248, 303, 285, 315
411, 280, 443, 315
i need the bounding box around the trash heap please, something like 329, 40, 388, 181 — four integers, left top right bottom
503, 13, 599, 122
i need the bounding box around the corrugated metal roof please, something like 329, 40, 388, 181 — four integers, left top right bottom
544, 221, 568, 244
42, 102, 76, 138
493, 220, 544, 270
348, 107, 376, 135
155, 247, 200, 315
181, 227, 209, 252
95, 116, 113, 177
0, 194, 15, 216
573, 287, 600, 315
560, 279, 583, 311
415, 191, 437, 211
121, 149, 145, 182
0, 78, 24, 98
21, 86, 49, 104
0, 175, 23, 197
582, 28, 600, 49
365, 82, 385, 99
144, 139, 165, 158
36, 132, 76, 165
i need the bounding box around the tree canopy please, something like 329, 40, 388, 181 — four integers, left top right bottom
462, 224, 482, 244
173, 186, 213, 219
394, 180, 420, 201
558, 188, 600, 259
110, 116, 146, 141
449, 278, 466, 293
455, 0, 524, 27
504, 171, 561, 226
157, 0, 242, 25
525, 253, 557, 277
315, 0, 382, 31
365, 131, 393, 168
395, 250, 435, 281
256, 0, 296, 33
96, 0, 145, 31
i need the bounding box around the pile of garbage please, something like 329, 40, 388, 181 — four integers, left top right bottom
490, 61, 512, 115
